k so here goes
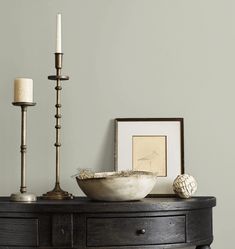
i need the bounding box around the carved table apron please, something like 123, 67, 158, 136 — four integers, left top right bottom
0, 196, 216, 249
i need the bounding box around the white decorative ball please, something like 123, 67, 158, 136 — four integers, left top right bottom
173, 174, 197, 198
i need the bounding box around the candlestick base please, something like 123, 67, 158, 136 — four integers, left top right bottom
10, 192, 37, 202
42, 183, 73, 200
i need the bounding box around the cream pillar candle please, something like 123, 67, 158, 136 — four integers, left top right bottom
14, 78, 33, 103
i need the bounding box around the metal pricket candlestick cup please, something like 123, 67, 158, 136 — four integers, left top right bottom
10, 102, 37, 202
42, 53, 73, 200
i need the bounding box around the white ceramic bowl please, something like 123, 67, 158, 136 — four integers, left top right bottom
76, 171, 157, 201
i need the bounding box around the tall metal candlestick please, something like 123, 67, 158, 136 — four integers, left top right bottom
11, 102, 36, 202
42, 53, 73, 200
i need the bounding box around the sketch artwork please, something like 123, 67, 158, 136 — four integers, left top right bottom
132, 136, 167, 176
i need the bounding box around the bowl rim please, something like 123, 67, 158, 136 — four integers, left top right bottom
76, 170, 158, 181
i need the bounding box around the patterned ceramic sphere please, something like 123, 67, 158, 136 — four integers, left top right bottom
173, 174, 197, 198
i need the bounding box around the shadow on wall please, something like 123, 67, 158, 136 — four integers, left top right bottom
95, 119, 115, 172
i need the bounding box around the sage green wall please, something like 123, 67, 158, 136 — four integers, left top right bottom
0, 0, 232, 248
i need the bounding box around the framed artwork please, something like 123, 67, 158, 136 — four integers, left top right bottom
114, 118, 184, 195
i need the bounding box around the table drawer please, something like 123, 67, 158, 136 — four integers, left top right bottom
0, 218, 38, 246
87, 216, 185, 246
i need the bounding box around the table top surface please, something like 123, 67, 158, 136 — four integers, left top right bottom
0, 196, 216, 213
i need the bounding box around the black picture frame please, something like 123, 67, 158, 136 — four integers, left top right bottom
114, 118, 184, 195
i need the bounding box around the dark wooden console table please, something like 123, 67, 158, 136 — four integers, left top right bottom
0, 196, 216, 249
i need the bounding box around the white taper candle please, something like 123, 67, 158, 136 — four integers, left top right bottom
56, 13, 62, 53
14, 78, 33, 103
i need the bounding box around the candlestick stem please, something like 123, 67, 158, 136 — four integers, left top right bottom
20, 106, 27, 193
42, 53, 73, 200
11, 102, 36, 202
55, 67, 61, 185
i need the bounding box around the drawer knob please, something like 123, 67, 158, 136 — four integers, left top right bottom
61, 228, 65, 235
137, 229, 146, 235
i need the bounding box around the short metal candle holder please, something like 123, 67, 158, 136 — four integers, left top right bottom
10, 102, 37, 202
42, 53, 73, 200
